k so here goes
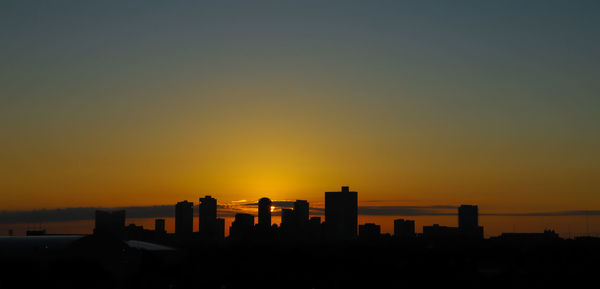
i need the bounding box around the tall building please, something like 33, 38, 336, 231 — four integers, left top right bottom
175, 200, 194, 239
394, 219, 415, 239
458, 205, 478, 230
199, 195, 218, 240
94, 210, 126, 238
458, 205, 484, 239
258, 197, 272, 228
325, 186, 358, 240
294, 200, 309, 225
229, 213, 255, 240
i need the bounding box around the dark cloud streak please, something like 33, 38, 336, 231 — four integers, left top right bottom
1, 206, 599, 224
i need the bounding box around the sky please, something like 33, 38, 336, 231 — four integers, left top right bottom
1, 1, 599, 219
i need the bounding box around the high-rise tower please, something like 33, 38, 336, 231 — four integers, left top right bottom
324, 186, 358, 240
258, 197, 272, 228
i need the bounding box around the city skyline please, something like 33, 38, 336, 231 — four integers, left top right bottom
82, 186, 577, 241
2, 185, 598, 239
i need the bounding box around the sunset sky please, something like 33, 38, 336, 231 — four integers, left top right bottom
1, 0, 599, 221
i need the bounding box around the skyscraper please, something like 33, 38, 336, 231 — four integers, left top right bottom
258, 197, 272, 228
199, 195, 218, 240
458, 205, 478, 230
325, 186, 358, 240
458, 205, 484, 239
175, 200, 194, 240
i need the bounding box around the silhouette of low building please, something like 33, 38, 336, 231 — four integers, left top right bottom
359, 223, 381, 240
216, 218, 225, 240
26, 229, 46, 236
124, 224, 154, 241
94, 210, 126, 239
309, 217, 322, 240
394, 219, 415, 239
494, 230, 560, 241
230, 213, 255, 240
422, 224, 458, 240
325, 186, 358, 240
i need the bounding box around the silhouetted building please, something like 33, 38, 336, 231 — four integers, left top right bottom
155, 219, 166, 238
258, 198, 272, 228
26, 229, 46, 236
281, 209, 293, 228
125, 224, 153, 240
280, 208, 294, 239
230, 213, 254, 240
279, 199, 310, 239
199, 195, 219, 240
458, 205, 484, 239
359, 223, 381, 240
325, 186, 358, 240
495, 230, 560, 241
294, 200, 309, 225
394, 219, 415, 239
309, 216, 321, 225
155, 219, 165, 233
175, 201, 194, 240
423, 224, 458, 240
94, 210, 126, 238
216, 218, 225, 240
309, 217, 322, 240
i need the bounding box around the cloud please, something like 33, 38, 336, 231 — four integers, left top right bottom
482, 210, 600, 217
358, 206, 457, 216
235, 201, 297, 208
1, 206, 599, 224
0, 206, 174, 224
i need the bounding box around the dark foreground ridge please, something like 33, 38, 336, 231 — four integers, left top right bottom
1, 236, 600, 289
